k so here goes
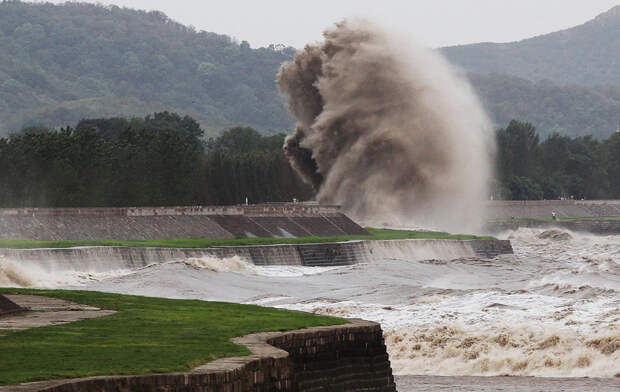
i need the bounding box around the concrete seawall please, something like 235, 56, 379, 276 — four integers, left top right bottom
0, 239, 513, 272
485, 219, 620, 235
0, 204, 370, 241
484, 200, 620, 234
486, 200, 620, 219
2, 319, 397, 392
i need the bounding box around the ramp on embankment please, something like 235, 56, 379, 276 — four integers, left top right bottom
0, 204, 368, 241
0, 294, 22, 316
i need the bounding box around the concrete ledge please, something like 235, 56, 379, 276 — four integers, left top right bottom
1, 319, 396, 392
0, 204, 342, 217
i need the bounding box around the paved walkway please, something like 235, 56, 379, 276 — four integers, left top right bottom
0, 295, 115, 331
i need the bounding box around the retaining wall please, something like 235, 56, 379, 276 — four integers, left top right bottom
485, 219, 620, 235
0, 239, 513, 274
2, 319, 396, 392
0, 204, 369, 241
486, 200, 620, 219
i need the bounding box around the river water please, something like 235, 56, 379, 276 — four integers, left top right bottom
1, 227, 618, 390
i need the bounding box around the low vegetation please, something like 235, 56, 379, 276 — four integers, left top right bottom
0, 228, 494, 249
0, 289, 344, 386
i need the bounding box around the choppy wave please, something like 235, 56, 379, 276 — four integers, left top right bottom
0, 254, 344, 289
385, 325, 619, 377
0, 255, 135, 288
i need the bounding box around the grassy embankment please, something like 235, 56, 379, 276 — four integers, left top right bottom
0, 288, 344, 386
0, 227, 495, 249
488, 216, 620, 222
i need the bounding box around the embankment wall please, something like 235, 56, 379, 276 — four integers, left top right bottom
485, 219, 620, 235
0, 204, 369, 241
3, 319, 397, 392
0, 239, 513, 273
486, 200, 620, 219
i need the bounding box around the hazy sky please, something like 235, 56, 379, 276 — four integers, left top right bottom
44, 0, 620, 48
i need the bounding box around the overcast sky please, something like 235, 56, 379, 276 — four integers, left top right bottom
44, 0, 620, 48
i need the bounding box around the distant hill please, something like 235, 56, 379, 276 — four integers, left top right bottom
1, 2, 620, 139
441, 6, 620, 138
442, 6, 620, 85
470, 73, 620, 139
0, 1, 294, 136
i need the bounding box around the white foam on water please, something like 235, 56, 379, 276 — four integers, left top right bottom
183, 256, 344, 277
0, 255, 136, 288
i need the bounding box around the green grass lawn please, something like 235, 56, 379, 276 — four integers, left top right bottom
0, 227, 495, 249
0, 289, 345, 386
488, 216, 620, 223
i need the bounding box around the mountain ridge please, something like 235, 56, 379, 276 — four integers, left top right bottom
0, 1, 295, 136
1, 2, 619, 139
441, 5, 620, 86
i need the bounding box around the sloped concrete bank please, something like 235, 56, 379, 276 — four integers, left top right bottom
0, 204, 369, 241
485, 219, 620, 235
486, 200, 620, 219
2, 319, 397, 392
0, 239, 513, 271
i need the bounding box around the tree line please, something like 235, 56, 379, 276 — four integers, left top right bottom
495, 120, 620, 200
0, 113, 618, 207
0, 112, 311, 208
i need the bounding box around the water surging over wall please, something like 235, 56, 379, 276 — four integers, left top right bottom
0, 239, 507, 288
278, 20, 494, 232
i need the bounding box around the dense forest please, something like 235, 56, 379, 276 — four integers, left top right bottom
0, 0, 294, 136
1, 1, 620, 139
0, 113, 617, 207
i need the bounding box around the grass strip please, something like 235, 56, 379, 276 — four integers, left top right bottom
0, 227, 495, 249
0, 289, 345, 386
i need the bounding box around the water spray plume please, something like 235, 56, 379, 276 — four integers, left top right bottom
278, 20, 494, 232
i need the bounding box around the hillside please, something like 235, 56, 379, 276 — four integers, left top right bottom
470, 73, 620, 139
0, 1, 294, 136
440, 6, 620, 138
1, 2, 620, 139
441, 6, 620, 85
